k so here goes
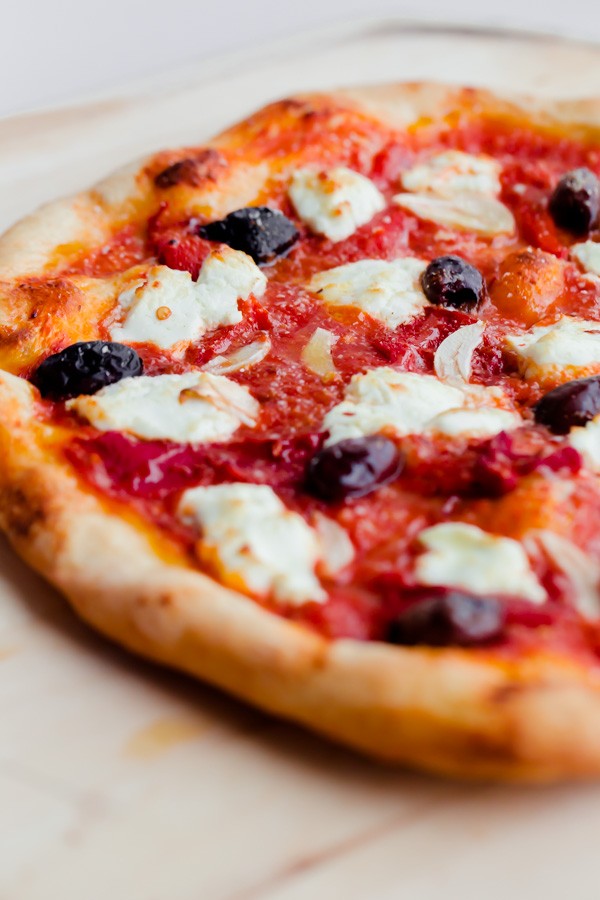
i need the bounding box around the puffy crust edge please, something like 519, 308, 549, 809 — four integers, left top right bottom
3, 83, 600, 779
1, 369, 600, 782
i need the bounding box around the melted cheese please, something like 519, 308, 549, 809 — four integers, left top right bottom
322, 368, 519, 446
571, 240, 600, 277
308, 258, 428, 329
67, 372, 258, 443
178, 483, 326, 605
288, 167, 385, 242
505, 316, 600, 382
393, 150, 514, 236
400, 151, 503, 197
110, 248, 266, 349
415, 522, 546, 603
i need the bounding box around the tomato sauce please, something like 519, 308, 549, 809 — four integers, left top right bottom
42, 112, 600, 659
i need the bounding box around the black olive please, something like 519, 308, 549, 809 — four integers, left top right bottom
534, 375, 600, 435
421, 255, 485, 310
306, 435, 404, 502
385, 590, 505, 647
548, 167, 600, 236
197, 206, 299, 265
32, 341, 143, 401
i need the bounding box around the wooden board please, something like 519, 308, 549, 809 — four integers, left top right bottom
3, 20, 600, 900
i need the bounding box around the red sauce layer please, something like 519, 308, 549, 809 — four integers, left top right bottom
54, 113, 600, 661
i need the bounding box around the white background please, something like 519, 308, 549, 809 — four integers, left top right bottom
2, 0, 599, 117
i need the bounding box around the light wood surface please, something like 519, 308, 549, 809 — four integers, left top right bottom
3, 22, 600, 900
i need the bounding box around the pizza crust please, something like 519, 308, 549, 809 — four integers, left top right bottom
3, 83, 600, 780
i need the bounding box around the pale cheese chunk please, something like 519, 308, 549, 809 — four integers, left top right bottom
308, 258, 428, 328
571, 240, 600, 277
415, 522, 546, 603
322, 368, 519, 446
393, 149, 514, 236
289, 167, 385, 242
400, 150, 503, 198
430, 407, 521, 439
110, 248, 266, 349
568, 415, 600, 472
505, 316, 600, 382
67, 372, 258, 443
178, 483, 326, 605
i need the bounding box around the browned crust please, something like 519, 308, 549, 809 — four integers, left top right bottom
2, 83, 600, 781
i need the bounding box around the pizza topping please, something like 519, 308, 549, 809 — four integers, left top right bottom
399, 150, 503, 198
308, 258, 428, 329
385, 589, 506, 647
322, 369, 519, 445
67, 372, 258, 443
33, 341, 143, 401
306, 435, 404, 502
534, 530, 600, 620
421, 255, 485, 311
301, 327, 338, 378
571, 240, 600, 277
393, 192, 515, 236
534, 375, 600, 434
288, 167, 385, 242
490, 248, 565, 326
202, 333, 272, 375
197, 206, 299, 265
505, 316, 600, 384
393, 150, 515, 236
110, 249, 267, 349
312, 513, 355, 576
433, 321, 485, 385
548, 167, 600, 236
567, 415, 600, 472
415, 522, 546, 604
178, 483, 326, 605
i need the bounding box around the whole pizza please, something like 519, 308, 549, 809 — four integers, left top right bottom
4, 82, 600, 781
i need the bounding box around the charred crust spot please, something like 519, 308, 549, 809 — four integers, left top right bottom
1, 485, 46, 540
154, 149, 226, 189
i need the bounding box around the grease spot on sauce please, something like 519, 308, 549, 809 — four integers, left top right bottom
124, 716, 206, 760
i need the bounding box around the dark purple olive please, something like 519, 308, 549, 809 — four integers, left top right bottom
32, 341, 143, 401
307, 435, 403, 502
534, 375, 600, 435
385, 590, 506, 647
197, 206, 299, 264
548, 167, 600, 236
421, 255, 485, 310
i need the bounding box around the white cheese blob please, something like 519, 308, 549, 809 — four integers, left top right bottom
110, 248, 266, 349
288, 166, 385, 243
322, 368, 519, 446
178, 483, 326, 605
415, 522, 546, 603
67, 372, 259, 443
429, 406, 520, 439
400, 150, 503, 198
308, 258, 428, 329
571, 240, 600, 277
505, 316, 600, 382
393, 149, 514, 236
568, 415, 600, 471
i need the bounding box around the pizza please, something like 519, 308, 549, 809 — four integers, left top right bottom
4, 83, 600, 781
